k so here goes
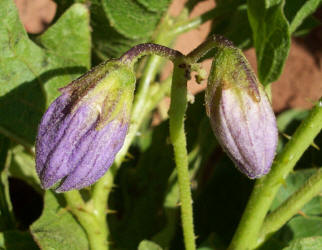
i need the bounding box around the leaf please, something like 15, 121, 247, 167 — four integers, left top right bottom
90, 0, 145, 59
9, 146, 41, 193
283, 236, 322, 250
277, 109, 308, 132
0, 135, 15, 231
259, 216, 322, 249
287, 216, 322, 239
284, 0, 322, 34
101, 0, 162, 39
260, 169, 322, 249
270, 169, 321, 215
138, 240, 163, 250
265, 0, 281, 8
197, 233, 226, 250
247, 0, 291, 85
53, 0, 145, 60
0, 1, 90, 145
211, 4, 252, 49
36, 4, 91, 104
30, 191, 89, 250
193, 156, 253, 246
292, 16, 321, 36
137, 0, 171, 12
215, 0, 246, 7
0, 230, 38, 250
108, 122, 175, 248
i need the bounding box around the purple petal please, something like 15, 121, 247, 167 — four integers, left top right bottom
209, 87, 278, 178
36, 94, 110, 189
56, 121, 128, 192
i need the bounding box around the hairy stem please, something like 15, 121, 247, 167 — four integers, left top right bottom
258, 168, 322, 246
169, 59, 196, 250
91, 15, 182, 249
228, 99, 322, 250
186, 34, 234, 63
89, 9, 221, 249
64, 191, 108, 250
120, 43, 182, 67
168, 7, 229, 37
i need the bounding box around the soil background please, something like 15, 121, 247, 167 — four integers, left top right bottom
14, 0, 322, 113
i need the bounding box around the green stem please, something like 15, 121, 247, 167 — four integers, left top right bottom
168, 7, 229, 37
120, 43, 182, 67
64, 191, 108, 250
115, 14, 180, 166
91, 16, 180, 249
90, 170, 114, 248
169, 59, 196, 250
258, 168, 322, 246
90, 9, 220, 249
114, 54, 168, 166
144, 77, 172, 116
91, 170, 114, 217
228, 99, 322, 250
186, 34, 233, 63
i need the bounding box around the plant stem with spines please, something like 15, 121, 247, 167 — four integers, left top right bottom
169, 59, 196, 250
64, 190, 108, 250
257, 167, 322, 246
228, 99, 322, 250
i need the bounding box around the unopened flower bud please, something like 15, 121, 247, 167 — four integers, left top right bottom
36, 60, 135, 192
205, 38, 278, 178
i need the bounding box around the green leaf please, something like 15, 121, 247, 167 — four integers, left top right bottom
193, 156, 253, 246
0, 135, 15, 231
36, 4, 91, 104
91, 0, 145, 59
197, 233, 227, 250
9, 146, 41, 193
0, 230, 38, 250
138, 240, 162, 250
283, 236, 322, 250
270, 169, 321, 215
277, 109, 308, 132
0, 1, 90, 145
259, 216, 322, 249
137, 0, 171, 12
53, 0, 145, 60
287, 216, 322, 239
284, 0, 322, 34
215, 0, 246, 7
108, 122, 175, 248
261, 169, 322, 249
102, 0, 162, 39
30, 191, 89, 250
247, 0, 291, 84
265, 0, 281, 8
292, 16, 321, 36
211, 4, 252, 49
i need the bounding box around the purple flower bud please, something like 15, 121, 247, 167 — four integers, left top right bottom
205, 39, 278, 179
36, 61, 135, 192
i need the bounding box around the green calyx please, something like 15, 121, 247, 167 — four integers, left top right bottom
208, 46, 261, 103
61, 60, 136, 130
94, 65, 136, 129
